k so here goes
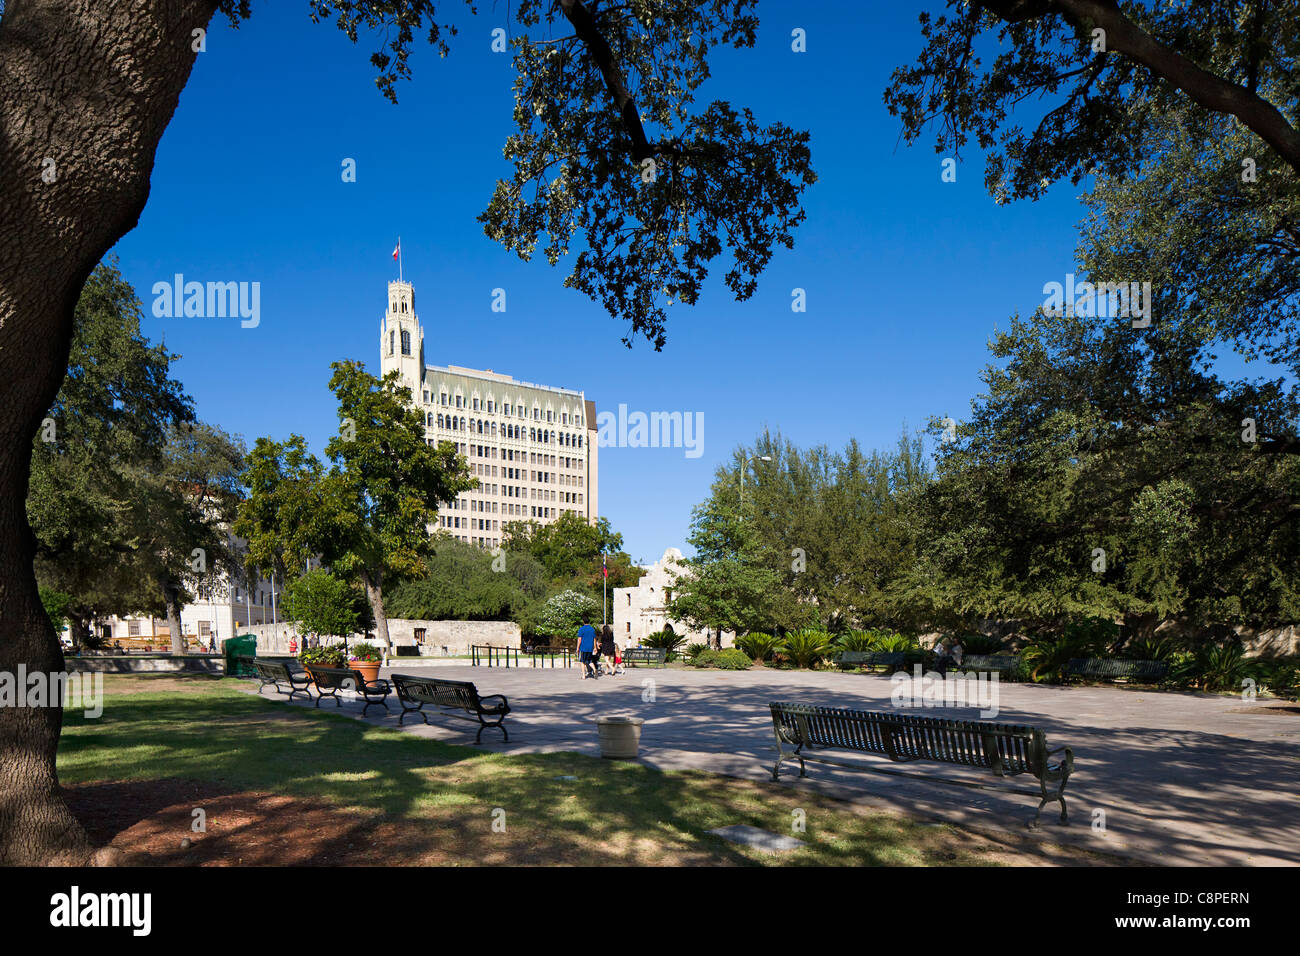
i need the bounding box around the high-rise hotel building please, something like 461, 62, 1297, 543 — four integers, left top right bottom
379, 279, 598, 549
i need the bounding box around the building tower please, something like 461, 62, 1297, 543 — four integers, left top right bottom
380, 279, 424, 396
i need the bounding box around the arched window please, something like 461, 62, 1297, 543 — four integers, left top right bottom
400, 329, 411, 355
389, 330, 395, 355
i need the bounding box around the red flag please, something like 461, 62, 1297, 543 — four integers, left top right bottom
602, 554, 608, 578
392, 240, 400, 261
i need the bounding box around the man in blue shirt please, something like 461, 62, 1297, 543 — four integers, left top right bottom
577, 614, 598, 680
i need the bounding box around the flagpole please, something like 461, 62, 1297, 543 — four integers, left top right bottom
398, 236, 403, 282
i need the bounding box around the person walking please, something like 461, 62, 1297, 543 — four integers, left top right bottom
599, 624, 617, 675
577, 614, 598, 679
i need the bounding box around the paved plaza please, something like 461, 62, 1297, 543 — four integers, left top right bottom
244, 662, 1300, 865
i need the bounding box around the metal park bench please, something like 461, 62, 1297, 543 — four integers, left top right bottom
249, 658, 313, 702
389, 674, 511, 742
303, 664, 392, 716
834, 651, 906, 673
1063, 658, 1169, 684
768, 702, 1075, 827
960, 654, 1021, 676
623, 647, 667, 668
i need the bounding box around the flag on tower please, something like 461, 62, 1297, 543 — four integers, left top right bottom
602, 554, 608, 579
392, 240, 400, 261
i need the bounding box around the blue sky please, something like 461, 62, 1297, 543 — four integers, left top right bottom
110, 1, 1096, 565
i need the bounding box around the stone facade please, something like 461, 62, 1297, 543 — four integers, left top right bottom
243, 619, 520, 656
612, 548, 734, 648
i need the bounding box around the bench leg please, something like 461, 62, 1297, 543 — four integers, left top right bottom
475, 715, 508, 744
772, 741, 805, 780
398, 704, 428, 727
1031, 772, 1071, 828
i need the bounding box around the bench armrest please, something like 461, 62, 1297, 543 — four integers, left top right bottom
478, 693, 509, 707
362, 678, 390, 693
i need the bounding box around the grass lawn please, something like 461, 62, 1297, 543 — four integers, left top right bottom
56, 674, 1125, 866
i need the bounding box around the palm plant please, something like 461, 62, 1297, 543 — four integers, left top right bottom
736, 632, 780, 662
1124, 635, 1181, 662
1021, 633, 1097, 683
779, 629, 834, 669
833, 630, 875, 652
1178, 642, 1256, 692
643, 630, 687, 658
869, 632, 920, 653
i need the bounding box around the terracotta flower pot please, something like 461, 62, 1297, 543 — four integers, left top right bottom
350, 660, 381, 683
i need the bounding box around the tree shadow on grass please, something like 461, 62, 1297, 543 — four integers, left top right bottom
56, 682, 1045, 866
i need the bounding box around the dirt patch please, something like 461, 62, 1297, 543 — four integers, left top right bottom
64, 779, 449, 866
1224, 704, 1300, 715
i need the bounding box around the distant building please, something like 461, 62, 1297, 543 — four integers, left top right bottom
92, 535, 281, 647
380, 279, 599, 549
613, 548, 734, 648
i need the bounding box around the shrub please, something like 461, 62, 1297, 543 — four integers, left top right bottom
1253, 657, 1299, 698
684, 642, 709, 662
690, 648, 752, 670
736, 632, 780, 661
348, 642, 382, 663
300, 644, 346, 668
779, 629, 834, 669
1177, 641, 1256, 692
713, 648, 753, 670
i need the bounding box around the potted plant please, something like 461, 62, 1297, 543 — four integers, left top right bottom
300, 644, 346, 688
348, 642, 382, 683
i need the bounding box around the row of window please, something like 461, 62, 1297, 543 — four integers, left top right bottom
420, 387, 582, 427
428, 414, 584, 447
439, 504, 577, 533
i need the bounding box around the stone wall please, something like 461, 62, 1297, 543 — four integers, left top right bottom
67, 656, 224, 674
241, 619, 521, 656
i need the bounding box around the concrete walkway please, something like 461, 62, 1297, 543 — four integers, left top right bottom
244, 663, 1300, 866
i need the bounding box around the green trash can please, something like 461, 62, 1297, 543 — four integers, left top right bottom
224, 634, 258, 677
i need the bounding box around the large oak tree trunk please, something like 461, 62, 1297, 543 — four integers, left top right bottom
164, 582, 185, 655
0, 0, 219, 864
360, 569, 391, 661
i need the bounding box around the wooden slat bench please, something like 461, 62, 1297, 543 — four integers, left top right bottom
769, 702, 1075, 827
250, 659, 313, 702
960, 654, 1021, 676
389, 674, 511, 742
304, 665, 392, 716
834, 651, 906, 673
623, 647, 667, 668
1063, 658, 1169, 684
